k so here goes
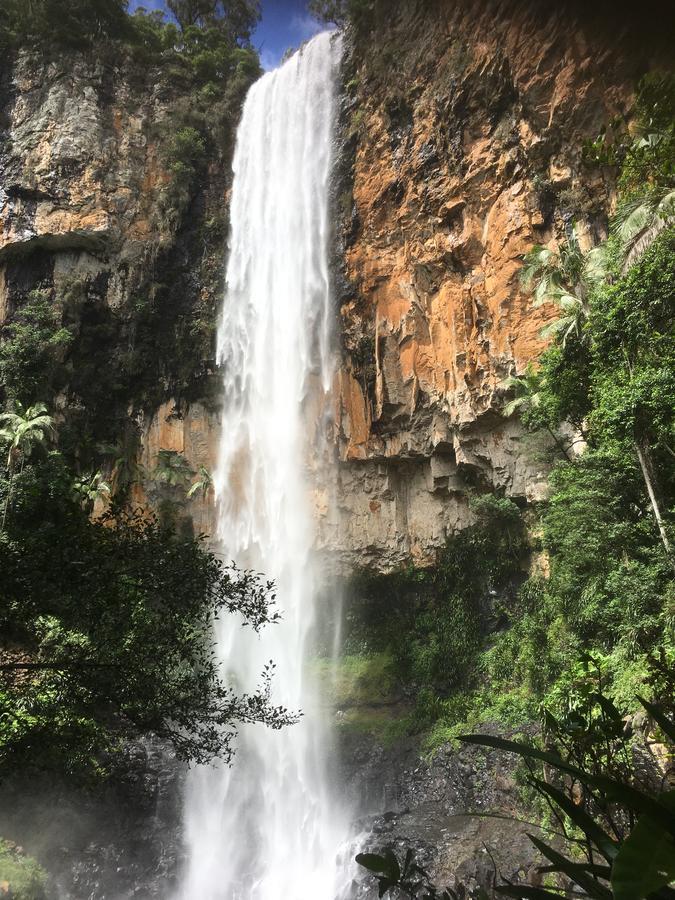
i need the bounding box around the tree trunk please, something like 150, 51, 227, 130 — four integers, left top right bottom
1, 467, 14, 534
635, 437, 673, 565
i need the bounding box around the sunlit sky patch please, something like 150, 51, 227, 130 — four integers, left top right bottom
127, 0, 327, 70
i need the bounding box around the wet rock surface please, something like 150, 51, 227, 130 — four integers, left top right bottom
339, 725, 541, 897
0, 739, 185, 899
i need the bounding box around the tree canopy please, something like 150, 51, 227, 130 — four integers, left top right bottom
0, 452, 292, 779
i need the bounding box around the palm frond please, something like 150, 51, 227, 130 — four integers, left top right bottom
583, 245, 610, 285
520, 246, 556, 288
503, 396, 529, 417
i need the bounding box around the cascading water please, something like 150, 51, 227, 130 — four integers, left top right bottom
180, 32, 347, 900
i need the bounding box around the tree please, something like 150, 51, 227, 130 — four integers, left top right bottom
613, 187, 675, 272
152, 449, 195, 489
519, 231, 607, 346
71, 471, 111, 511
187, 464, 213, 500
0, 0, 132, 50
98, 426, 145, 501
0, 293, 72, 407
590, 231, 675, 561
0, 402, 55, 533
502, 364, 573, 459
0, 454, 292, 778
166, 0, 260, 42
308, 0, 376, 27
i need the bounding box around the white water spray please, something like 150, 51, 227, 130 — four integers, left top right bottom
180, 32, 347, 900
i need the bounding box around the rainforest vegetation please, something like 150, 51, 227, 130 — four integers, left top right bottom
333, 70, 674, 747
0, 0, 674, 896
338, 67, 675, 900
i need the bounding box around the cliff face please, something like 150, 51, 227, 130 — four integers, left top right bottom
1, 5, 661, 574
0, 45, 234, 530
322, 0, 661, 572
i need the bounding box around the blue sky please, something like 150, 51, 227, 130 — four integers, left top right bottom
128, 0, 326, 69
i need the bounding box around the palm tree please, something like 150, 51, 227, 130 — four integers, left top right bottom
520, 230, 607, 346
72, 471, 111, 511
501, 366, 571, 460
502, 366, 543, 420
0, 401, 55, 532
613, 186, 675, 273
187, 465, 213, 501
98, 425, 144, 499
152, 450, 195, 490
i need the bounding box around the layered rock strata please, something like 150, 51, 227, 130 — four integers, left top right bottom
322, 0, 668, 572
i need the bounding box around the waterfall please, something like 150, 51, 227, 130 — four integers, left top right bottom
180, 31, 347, 900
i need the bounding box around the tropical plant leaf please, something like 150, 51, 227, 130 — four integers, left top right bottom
539, 862, 611, 878
638, 696, 675, 742
531, 777, 618, 861
459, 735, 675, 836
356, 850, 400, 883
355, 852, 390, 875
495, 885, 565, 900
527, 834, 612, 899
611, 794, 675, 900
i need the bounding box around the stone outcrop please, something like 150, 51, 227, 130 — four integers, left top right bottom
0, 45, 238, 500
0, 738, 184, 899
340, 726, 542, 897
320, 0, 668, 572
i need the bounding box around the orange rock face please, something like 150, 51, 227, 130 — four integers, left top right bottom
319, 0, 666, 571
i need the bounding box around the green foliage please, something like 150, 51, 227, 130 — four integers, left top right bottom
0, 401, 56, 533
0, 0, 132, 51
584, 73, 674, 273
0, 840, 47, 900
461, 690, 675, 899
152, 449, 195, 488
590, 231, 675, 456
504, 82, 675, 712
160, 126, 208, 224
187, 464, 213, 500
0, 293, 72, 408
71, 471, 111, 510
0, 0, 261, 59
359, 675, 675, 899
619, 73, 675, 196
355, 847, 467, 900
308, 0, 377, 28
0, 452, 293, 779
165, 0, 260, 38
403, 240, 674, 751
583, 72, 674, 192
312, 651, 396, 709
344, 495, 527, 716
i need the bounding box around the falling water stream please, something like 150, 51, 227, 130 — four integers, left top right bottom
180, 32, 347, 900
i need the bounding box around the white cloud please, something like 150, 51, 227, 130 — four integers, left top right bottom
260, 48, 281, 71
289, 13, 324, 43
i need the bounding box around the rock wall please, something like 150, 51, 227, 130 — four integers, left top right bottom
0, 45, 239, 504
320, 0, 668, 573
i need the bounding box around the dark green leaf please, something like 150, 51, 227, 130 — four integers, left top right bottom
532, 777, 618, 861
355, 853, 390, 875
638, 697, 675, 743
460, 735, 675, 836
527, 834, 612, 899
612, 793, 675, 900
590, 692, 624, 722
539, 862, 611, 878
496, 885, 566, 900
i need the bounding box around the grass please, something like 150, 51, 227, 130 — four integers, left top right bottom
310, 651, 398, 708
